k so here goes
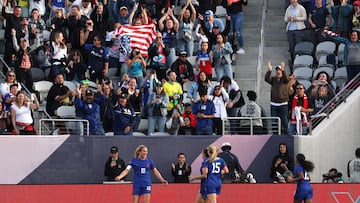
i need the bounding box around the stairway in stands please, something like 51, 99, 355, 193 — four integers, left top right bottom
232, 0, 290, 114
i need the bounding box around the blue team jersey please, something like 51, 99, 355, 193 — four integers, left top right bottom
201, 157, 226, 195
129, 158, 155, 187
294, 164, 313, 201
84, 44, 109, 72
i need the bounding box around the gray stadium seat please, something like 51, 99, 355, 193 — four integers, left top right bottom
315, 41, 336, 62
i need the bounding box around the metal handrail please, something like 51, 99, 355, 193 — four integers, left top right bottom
222, 116, 281, 135
310, 72, 360, 131
39, 118, 90, 136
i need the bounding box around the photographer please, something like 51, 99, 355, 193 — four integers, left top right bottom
322, 168, 345, 183
218, 142, 244, 183
128, 48, 146, 86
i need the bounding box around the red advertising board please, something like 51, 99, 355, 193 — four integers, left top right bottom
0, 184, 359, 203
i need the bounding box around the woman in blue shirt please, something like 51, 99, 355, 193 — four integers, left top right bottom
190, 146, 229, 203
290, 153, 315, 203
115, 145, 168, 203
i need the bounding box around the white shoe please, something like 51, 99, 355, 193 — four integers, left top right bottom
236, 48, 245, 54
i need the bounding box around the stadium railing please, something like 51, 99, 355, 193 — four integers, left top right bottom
222, 117, 281, 135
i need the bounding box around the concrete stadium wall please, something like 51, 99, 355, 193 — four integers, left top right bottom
296, 88, 360, 182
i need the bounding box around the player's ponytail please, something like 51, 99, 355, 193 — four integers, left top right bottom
207, 145, 218, 162
296, 153, 314, 172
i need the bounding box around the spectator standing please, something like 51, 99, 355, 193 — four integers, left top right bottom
90, 3, 111, 37
170, 51, 195, 85
177, 0, 196, 56
239, 91, 268, 134
113, 93, 135, 135
192, 89, 216, 135
212, 34, 233, 81
347, 147, 360, 183
171, 152, 192, 183
51, 31, 68, 80
181, 103, 197, 128
11, 91, 39, 135
127, 48, 146, 85
127, 78, 142, 132
187, 71, 212, 103
265, 61, 290, 135
224, 0, 248, 54
29, 0, 46, 18
284, 0, 307, 57
98, 82, 116, 133
208, 84, 229, 135
148, 32, 170, 81
147, 82, 169, 135
200, 14, 231, 50
178, 116, 196, 135
163, 71, 183, 115
104, 146, 126, 181
66, 49, 87, 81
308, 0, 332, 45
218, 142, 244, 183
28, 8, 46, 47
324, 30, 360, 81
36, 41, 52, 72
270, 143, 294, 183
74, 88, 106, 135
46, 73, 72, 117
196, 41, 213, 80
50, 8, 68, 40
158, 8, 179, 70
288, 83, 314, 135
329, 0, 352, 37
84, 35, 109, 83
105, 22, 122, 71
203, 10, 224, 33
67, 5, 88, 50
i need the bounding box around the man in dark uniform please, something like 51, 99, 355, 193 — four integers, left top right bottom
104, 146, 126, 181
218, 142, 244, 183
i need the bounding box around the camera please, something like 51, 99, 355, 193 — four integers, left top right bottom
156, 95, 161, 99
136, 51, 140, 55
322, 172, 342, 180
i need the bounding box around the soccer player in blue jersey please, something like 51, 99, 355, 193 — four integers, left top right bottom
190, 146, 229, 203
290, 153, 315, 203
115, 145, 168, 203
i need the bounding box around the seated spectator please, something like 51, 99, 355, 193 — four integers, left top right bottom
171, 152, 192, 183
311, 85, 333, 114
0, 71, 22, 100
171, 51, 194, 85
46, 73, 73, 117
66, 49, 87, 81
270, 143, 294, 183
238, 91, 268, 135
208, 85, 229, 135
178, 116, 196, 135
104, 146, 126, 181
181, 103, 197, 128
187, 71, 212, 103
113, 94, 135, 135
192, 89, 215, 135
307, 71, 335, 99
11, 91, 39, 135
322, 168, 345, 183
288, 83, 314, 135
4, 83, 20, 113
147, 82, 169, 135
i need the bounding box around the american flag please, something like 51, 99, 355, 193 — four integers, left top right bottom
114, 23, 157, 57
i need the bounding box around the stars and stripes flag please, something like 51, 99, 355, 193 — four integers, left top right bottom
114, 23, 157, 57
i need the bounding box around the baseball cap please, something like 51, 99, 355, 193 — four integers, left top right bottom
119, 93, 128, 99
275, 65, 282, 70
85, 89, 93, 96
110, 146, 118, 153
119, 6, 128, 10
179, 50, 187, 56
354, 0, 360, 6
221, 142, 232, 150
205, 10, 214, 17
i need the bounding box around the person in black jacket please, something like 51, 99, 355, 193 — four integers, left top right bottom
171, 152, 192, 183
218, 142, 244, 183
270, 143, 294, 183
104, 146, 126, 181
170, 51, 194, 85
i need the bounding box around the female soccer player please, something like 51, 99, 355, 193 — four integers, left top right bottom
190, 146, 229, 203
290, 153, 315, 203
115, 145, 168, 203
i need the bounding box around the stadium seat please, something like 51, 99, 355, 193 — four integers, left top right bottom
31, 67, 45, 82
313, 67, 334, 79
293, 55, 314, 70
63, 81, 77, 91
33, 80, 53, 102
317, 54, 338, 70
187, 56, 197, 66
297, 79, 312, 90
315, 41, 336, 62
293, 41, 314, 56
334, 67, 347, 89
43, 30, 51, 41
55, 106, 76, 118
215, 5, 227, 18
337, 43, 345, 65
107, 68, 118, 78
293, 67, 313, 80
